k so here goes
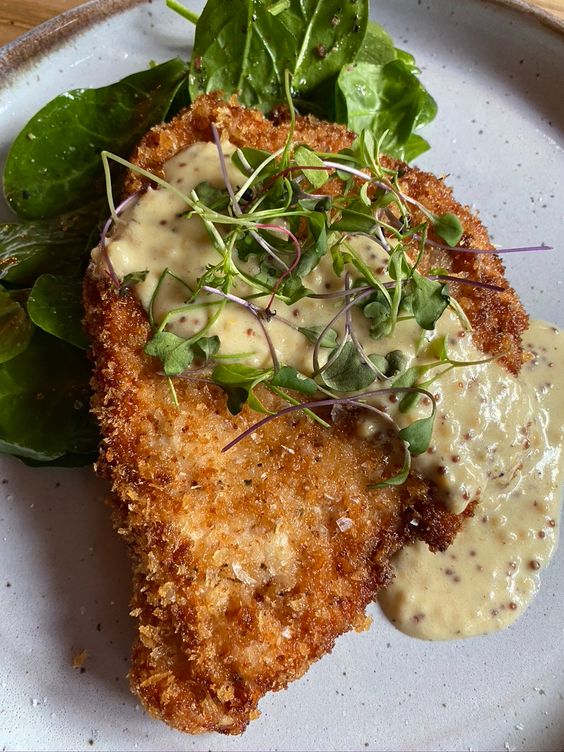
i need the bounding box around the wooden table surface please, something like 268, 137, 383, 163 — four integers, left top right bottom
0, 0, 563, 47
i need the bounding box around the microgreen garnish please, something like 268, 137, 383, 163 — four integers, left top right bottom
101, 119, 536, 488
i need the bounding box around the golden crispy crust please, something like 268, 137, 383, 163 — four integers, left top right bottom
84, 271, 471, 735
84, 94, 524, 735
127, 93, 527, 373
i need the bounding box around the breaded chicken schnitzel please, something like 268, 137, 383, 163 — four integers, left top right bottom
83, 94, 527, 735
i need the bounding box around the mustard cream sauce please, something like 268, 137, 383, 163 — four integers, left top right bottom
101, 142, 564, 640
379, 322, 564, 639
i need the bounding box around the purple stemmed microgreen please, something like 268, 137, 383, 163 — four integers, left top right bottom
221, 385, 437, 488
99, 192, 140, 287
312, 286, 374, 376
210, 124, 290, 272
428, 274, 505, 293
202, 285, 280, 371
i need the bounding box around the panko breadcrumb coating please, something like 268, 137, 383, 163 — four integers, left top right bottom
83, 94, 527, 735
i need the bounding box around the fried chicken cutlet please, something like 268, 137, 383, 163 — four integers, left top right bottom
83, 94, 528, 735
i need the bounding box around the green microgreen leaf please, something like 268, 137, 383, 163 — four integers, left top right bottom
293, 145, 330, 188
399, 408, 436, 456
322, 340, 378, 392
120, 270, 149, 293
408, 271, 450, 330
194, 335, 220, 360
370, 446, 411, 488
432, 213, 464, 246
298, 325, 338, 348
270, 365, 317, 395
194, 181, 230, 211
144, 331, 194, 376
212, 363, 272, 415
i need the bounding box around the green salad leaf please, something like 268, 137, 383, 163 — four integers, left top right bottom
4, 59, 189, 219
0, 331, 96, 462
189, 0, 368, 111
335, 59, 438, 161
0, 289, 34, 364
27, 274, 89, 350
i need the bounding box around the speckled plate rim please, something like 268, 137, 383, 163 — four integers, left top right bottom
0, 0, 147, 79
0, 0, 563, 84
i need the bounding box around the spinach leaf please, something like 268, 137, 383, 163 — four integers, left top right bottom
4, 59, 189, 219
0, 331, 97, 462
354, 20, 396, 65
0, 289, 33, 364
189, 0, 368, 111
189, 0, 296, 111
280, 0, 368, 95
27, 274, 89, 350
0, 202, 103, 284
335, 59, 437, 161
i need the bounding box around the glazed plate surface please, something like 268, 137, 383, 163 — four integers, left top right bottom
0, 1, 563, 750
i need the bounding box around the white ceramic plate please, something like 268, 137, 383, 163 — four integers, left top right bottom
0, 2, 563, 750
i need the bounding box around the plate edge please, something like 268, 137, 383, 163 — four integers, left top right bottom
485, 0, 564, 33
0, 0, 149, 83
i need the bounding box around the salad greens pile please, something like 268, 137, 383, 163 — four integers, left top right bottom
0, 0, 438, 466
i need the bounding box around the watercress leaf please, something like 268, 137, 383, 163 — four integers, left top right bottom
0, 201, 104, 284
298, 325, 338, 348
432, 212, 464, 246
399, 411, 435, 456
145, 331, 194, 376
322, 340, 377, 392
0, 289, 33, 364
0, 330, 95, 462
270, 365, 317, 395
27, 274, 89, 350
293, 145, 330, 188
4, 59, 189, 219
409, 271, 449, 330
194, 335, 220, 360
